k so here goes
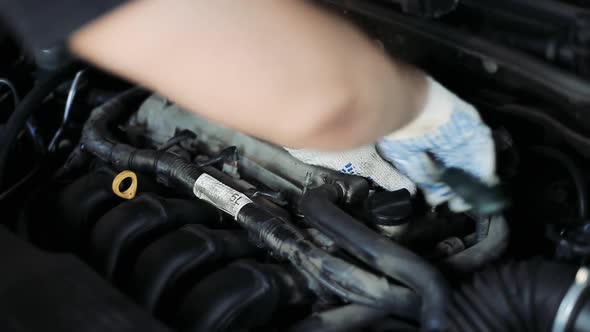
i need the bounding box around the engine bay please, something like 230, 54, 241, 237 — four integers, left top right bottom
1, 1, 590, 332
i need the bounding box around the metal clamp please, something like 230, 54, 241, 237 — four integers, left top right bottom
553, 266, 590, 332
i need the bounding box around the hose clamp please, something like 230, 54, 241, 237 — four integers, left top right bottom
553, 266, 590, 332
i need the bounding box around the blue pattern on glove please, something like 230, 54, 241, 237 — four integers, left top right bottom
377, 104, 496, 209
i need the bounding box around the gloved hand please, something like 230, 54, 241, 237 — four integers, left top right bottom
287, 145, 417, 194
288, 76, 496, 213
376, 76, 497, 212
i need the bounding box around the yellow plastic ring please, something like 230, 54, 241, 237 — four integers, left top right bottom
112, 170, 138, 200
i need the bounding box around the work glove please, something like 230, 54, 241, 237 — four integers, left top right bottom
376, 76, 497, 212
287, 145, 417, 194
288, 76, 496, 213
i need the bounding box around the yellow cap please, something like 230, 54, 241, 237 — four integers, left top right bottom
112, 170, 138, 200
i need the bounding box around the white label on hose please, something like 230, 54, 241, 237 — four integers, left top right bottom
193, 174, 252, 219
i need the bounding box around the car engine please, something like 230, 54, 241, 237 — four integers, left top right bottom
1, 1, 590, 332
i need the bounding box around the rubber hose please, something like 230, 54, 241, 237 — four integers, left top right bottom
293, 259, 590, 332
301, 184, 449, 331
449, 259, 579, 332
495, 104, 590, 159
0, 63, 80, 188
442, 215, 509, 272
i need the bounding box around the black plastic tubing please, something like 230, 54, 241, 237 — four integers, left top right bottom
301, 184, 449, 332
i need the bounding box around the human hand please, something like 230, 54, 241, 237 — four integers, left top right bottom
376, 77, 497, 212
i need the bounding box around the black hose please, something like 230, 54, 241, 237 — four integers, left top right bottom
285, 259, 590, 332
300, 184, 449, 332
448, 259, 584, 332
311, 261, 590, 332
442, 215, 509, 272
495, 104, 590, 159
78, 88, 422, 320
238, 204, 421, 319
0, 63, 80, 188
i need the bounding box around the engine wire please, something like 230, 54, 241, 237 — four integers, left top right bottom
48, 69, 86, 153
0, 69, 84, 198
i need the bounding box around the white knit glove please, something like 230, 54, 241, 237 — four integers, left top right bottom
377, 76, 497, 212
287, 145, 417, 194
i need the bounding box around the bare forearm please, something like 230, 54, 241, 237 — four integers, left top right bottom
70, 0, 427, 150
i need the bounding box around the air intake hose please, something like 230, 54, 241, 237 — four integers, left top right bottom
449, 259, 589, 332
290, 260, 590, 332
